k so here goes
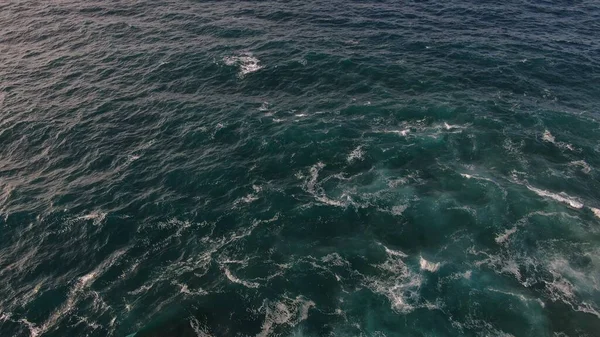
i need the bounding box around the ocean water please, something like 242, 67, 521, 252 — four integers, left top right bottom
1, 1, 600, 336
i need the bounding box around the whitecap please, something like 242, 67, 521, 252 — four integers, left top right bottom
223, 54, 262, 77
542, 130, 578, 151
419, 256, 440, 272
590, 207, 600, 219
542, 130, 555, 143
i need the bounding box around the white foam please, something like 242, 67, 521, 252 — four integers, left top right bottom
173, 281, 207, 296
542, 130, 578, 151
487, 288, 545, 308
223, 54, 262, 77
347, 146, 364, 163
127, 154, 140, 163
471, 249, 523, 281
388, 172, 421, 188
495, 227, 518, 244
258, 102, 269, 112
189, 317, 214, 337
569, 160, 591, 174
542, 130, 555, 143
224, 268, 260, 288
391, 205, 407, 215
365, 244, 422, 313
75, 211, 106, 225
303, 162, 349, 208
382, 129, 411, 136
256, 296, 315, 337
419, 256, 440, 272
381, 244, 407, 258
443, 122, 466, 131
576, 302, 600, 319
234, 185, 263, 205
35, 248, 127, 336
526, 185, 584, 209
460, 173, 497, 185
321, 253, 350, 267
19, 318, 40, 337
590, 207, 600, 219
236, 194, 259, 204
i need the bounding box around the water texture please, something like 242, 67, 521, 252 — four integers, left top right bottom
1, 1, 600, 336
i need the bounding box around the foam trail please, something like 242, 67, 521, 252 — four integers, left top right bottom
224, 268, 260, 288
569, 160, 591, 174
33, 248, 128, 335
495, 227, 517, 244
526, 186, 584, 209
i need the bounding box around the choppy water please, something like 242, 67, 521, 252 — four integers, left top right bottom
1, 1, 600, 336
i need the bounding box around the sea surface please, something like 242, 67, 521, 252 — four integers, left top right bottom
1, 1, 600, 336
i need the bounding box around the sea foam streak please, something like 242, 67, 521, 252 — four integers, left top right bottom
526, 185, 584, 209
31, 248, 128, 336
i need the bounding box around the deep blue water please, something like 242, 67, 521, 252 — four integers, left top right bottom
1, 1, 600, 336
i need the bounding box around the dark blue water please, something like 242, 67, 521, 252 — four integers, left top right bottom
1, 1, 600, 336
